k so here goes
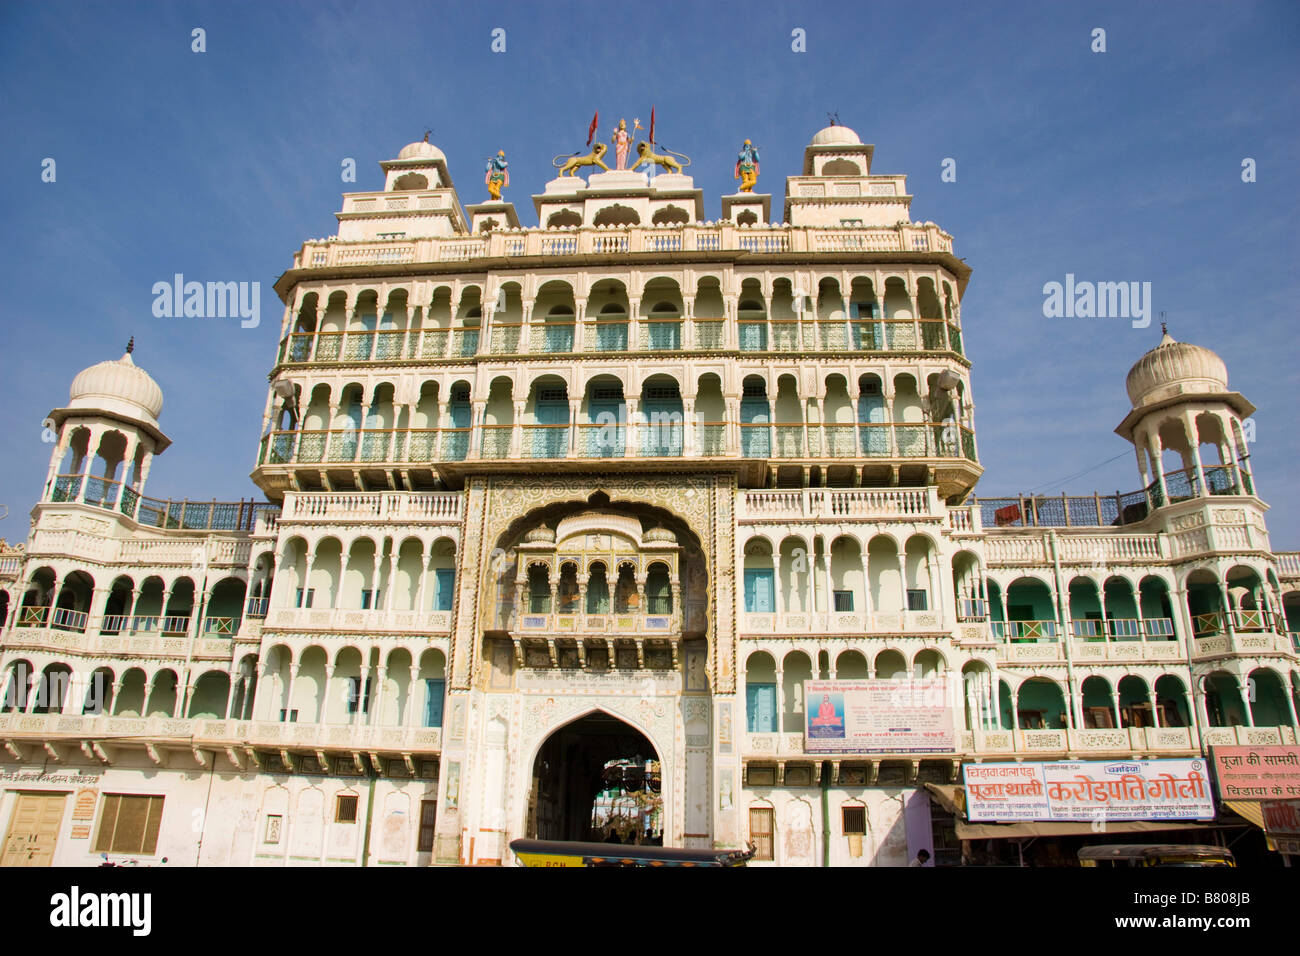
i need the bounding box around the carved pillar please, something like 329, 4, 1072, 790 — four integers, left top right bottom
1183, 411, 1207, 496
724, 397, 740, 457
408, 666, 423, 728
860, 550, 873, 619
883, 382, 898, 457
1146, 431, 1169, 506
469, 400, 487, 459
567, 398, 581, 457
624, 398, 640, 458
510, 400, 526, 459
373, 665, 389, 727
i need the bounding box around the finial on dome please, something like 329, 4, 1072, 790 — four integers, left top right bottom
423, 129, 431, 144
126, 336, 134, 355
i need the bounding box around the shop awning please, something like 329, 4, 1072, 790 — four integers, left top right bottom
955, 819, 1222, 840
1223, 800, 1265, 830
924, 782, 967, 817
926, 782, 1237, 840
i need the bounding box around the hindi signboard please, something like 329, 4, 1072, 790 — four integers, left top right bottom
803, 679, 956, 754
1261, 800, 1300, 856
1211, 745, 1300, 800
964, 759, 1215, 823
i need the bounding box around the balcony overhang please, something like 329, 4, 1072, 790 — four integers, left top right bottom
273, 247, 972, 303
433, 456, 761, 488
45, 405, 171, 453
1114, 390, 1255, 441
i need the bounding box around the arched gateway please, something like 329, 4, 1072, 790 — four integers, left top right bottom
528, 712, 663, 844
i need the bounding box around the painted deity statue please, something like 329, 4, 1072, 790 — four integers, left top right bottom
484, 150, 509, 201
611, 117, 640, 171
734, 139, 760, 193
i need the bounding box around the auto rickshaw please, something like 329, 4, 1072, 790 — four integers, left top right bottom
509, 838, 756, 867
1078, 844, 1235, 867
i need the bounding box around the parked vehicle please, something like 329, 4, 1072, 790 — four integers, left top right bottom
1078, 844, 1234, 867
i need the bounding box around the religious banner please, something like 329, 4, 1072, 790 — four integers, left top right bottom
1211, 745, 1300, 800
964, 759, 1215, 822
803, 679, 956, 754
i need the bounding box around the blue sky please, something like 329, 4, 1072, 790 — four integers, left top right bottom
1, 0, 1297, 545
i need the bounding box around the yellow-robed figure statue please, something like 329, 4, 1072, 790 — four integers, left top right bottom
734, 140, 760, 193
485, 150, 509, 201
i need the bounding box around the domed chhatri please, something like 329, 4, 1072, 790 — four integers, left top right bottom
810, 123, 862, 146
524, 525, 556, 544
68, 342, 164, 426
397, 139, 446, 163
1124, 329, 1229, 408
643, 525, 677, 544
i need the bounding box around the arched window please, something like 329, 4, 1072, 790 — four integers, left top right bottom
587, 563, 611, 614
646, 564, 672, 614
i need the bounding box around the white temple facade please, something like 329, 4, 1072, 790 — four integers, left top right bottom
0, 124, 1297, 867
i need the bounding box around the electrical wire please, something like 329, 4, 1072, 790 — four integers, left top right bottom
1024, 450, 1130, 495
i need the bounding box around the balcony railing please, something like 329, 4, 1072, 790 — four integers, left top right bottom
47, 475, 278, 531
980, 460, 1255, 529
11, 612, 239, 640
275, 313, 966, 364
739, 487, 939, 521
294, 221, 956, 271
259, 421, 979, 467
1192, 611, 1223, 637
17, 606, 49, 627
49, 607, 88, 633
0, 714, 443, 754
992, 620, 1060, 641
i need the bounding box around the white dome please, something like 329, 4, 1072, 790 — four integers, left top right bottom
811, 124, 861, 146
68, 349, 164, 425
1125, 331, 1228, 408
397, 140, 446, 162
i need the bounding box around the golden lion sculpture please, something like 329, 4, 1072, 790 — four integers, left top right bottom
553, 143, 611, 176
632, 141, 691, 174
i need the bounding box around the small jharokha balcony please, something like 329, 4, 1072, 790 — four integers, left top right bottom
508, 608, 685, 670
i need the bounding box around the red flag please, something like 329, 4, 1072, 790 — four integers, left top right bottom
587, 111, 598, 146
649, 106, 656, 144
994, 504, 1021, 526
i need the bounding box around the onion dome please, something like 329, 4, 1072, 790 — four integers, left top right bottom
68, 342, 164, 427
524, 526, 556, 544
810, 124, 861, 146
643, 525, 677, 544
397, 140, 446, 162
1124, 330, 1229, 408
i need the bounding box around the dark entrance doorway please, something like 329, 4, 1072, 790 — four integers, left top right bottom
527, 712, 662, 844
